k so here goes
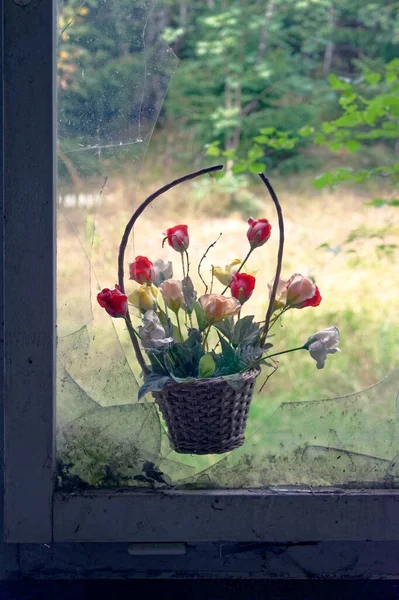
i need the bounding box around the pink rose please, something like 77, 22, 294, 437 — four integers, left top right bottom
286, 274, 322, 309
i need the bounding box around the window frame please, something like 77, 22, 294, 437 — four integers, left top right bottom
2, 0, 399, 551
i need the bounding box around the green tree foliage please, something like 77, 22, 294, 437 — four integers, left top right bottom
58, 0, 399, 181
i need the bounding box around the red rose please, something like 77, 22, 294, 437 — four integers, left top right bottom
129, 256, 153, 284
230, 273, 256, 304
97, 285, 128, 318
247, 217, 271, 249
165, 224, 189, 253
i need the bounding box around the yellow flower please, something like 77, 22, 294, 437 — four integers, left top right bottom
212, 259, 242, 286
129, 285, 158, 313
199, 294, 241, 324
213, 259, 258, 286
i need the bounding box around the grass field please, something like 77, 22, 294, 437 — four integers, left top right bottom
57, 172, 399, 484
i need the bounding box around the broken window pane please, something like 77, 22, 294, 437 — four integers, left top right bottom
57, 0, 399, 490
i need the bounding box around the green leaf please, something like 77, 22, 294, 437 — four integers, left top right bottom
364, 71, 381, 85
253, 135, 270, 144
214, 316, 234, 341
249, 163, 265, 173
232, 161, 248, 175
328, 73, 352, 90
247, 145, 264, 161
334, 112, 362, 127
259, 127, 275, 135
386, 72, 397, 84
328, 74, 352, 91
138, 374, 171, 399
198, 354, 216, 378
365, 198, 399, 208
147, 350, 168, 375
217, 332, 236, 364
314, 133, 326, 145
194, 302, 208, 332
223, 148, 236, 159
206, 143, 221, 157
322, 122, 336, 134
233, 315, 260, 348
344, 139, 360, 152
298, 126, 314, 137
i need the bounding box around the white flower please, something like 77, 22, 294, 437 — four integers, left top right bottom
142, 309, 161, 325
159, 279, 184, 313
151, 259, 173, 287
304, 326, 340, 369
139, 310, 173, 349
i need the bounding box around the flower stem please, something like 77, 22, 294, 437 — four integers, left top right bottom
267, 345, 305, 359
221, 248, 253, 295
240, 345, 305, 373
202, 325, 212, 351
181, 253, 188, 326
176, 310, 183, 342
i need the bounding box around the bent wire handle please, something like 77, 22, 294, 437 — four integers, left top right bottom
259, 174, 285, 346
118, 164, 224, 375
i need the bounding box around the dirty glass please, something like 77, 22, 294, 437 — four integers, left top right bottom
56, 0, 399, 490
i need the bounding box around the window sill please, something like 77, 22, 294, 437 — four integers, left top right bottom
53, 488, 399, 543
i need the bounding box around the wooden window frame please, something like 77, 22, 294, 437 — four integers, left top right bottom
2, 1, 399, 572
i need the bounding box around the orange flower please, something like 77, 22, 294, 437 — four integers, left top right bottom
199, 294, 241, 324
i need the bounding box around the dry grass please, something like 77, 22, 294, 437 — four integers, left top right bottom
57, 174, 399, 418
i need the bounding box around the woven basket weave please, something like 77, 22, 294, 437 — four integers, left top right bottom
152, 368, 260, 455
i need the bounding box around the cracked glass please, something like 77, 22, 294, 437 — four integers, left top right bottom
56, 0, 399, 490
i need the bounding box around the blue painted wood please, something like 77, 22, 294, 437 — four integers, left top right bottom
3, 0, 56, 543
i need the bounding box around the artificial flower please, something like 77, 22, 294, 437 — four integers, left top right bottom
151, 258, 173, 286
129, 284, 158, 313
304, 326, 340, 369
230, 273, 256, 304
247, 217, 272, 249
286, 273, 321, 309
159, 279, 184, 313
97, 284, 127, 318
199, 293, 241, 324
139, 310, 173, 349
213, 259, 258, 286
165, 224, 189, 253
213, 259, 242, 286
129, 256, 153, 284
267, 276, 289, 311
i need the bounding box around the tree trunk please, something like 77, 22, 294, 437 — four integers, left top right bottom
257, 0, 276, 62
323, 6, 335, 76
179, 1, 188, 28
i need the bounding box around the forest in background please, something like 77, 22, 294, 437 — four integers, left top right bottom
58, 0, 398, 193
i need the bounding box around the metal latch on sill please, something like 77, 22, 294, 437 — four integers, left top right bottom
127, 543, 186, 556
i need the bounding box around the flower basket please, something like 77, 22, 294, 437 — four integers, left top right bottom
152, 368, 260, 454
97, 165, 340, 456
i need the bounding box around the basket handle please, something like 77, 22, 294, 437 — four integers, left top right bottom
117, 165, 224, 375
259, 174, 285, 347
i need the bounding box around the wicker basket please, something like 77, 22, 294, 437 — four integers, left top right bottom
152, 368, 260, 454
